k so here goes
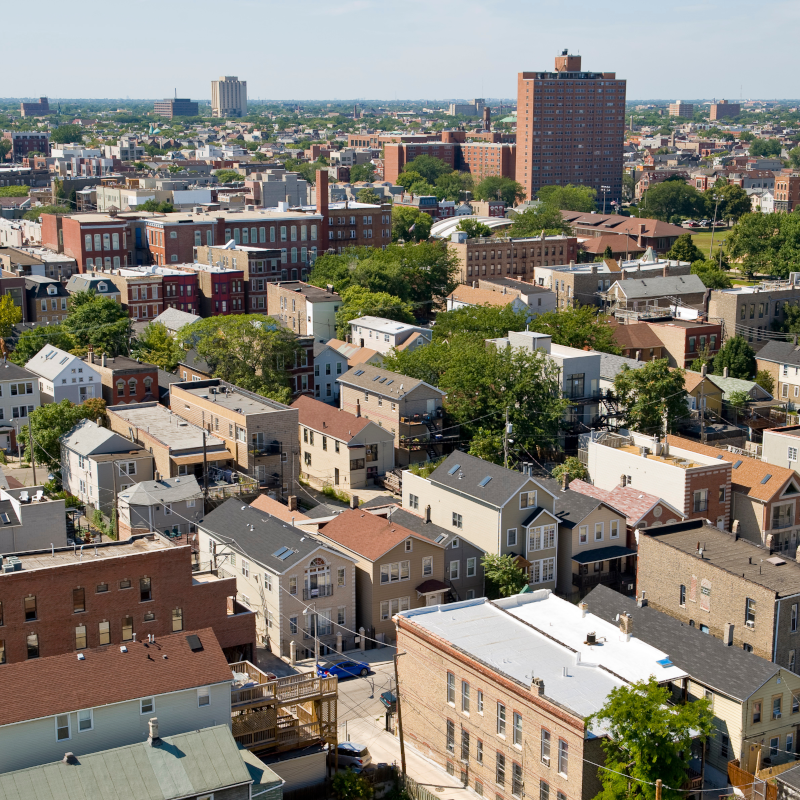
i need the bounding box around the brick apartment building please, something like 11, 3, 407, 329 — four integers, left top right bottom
2, 131, 50, 161
448, 233, 578, 283
456, 141, 516, 181
169, 378, 299, 492
0, 534, 256, 664
313, 200, 392, 253
774, 170, 800, 213
42, 213, 130, 271
99, 268, 164, 321
516, 52, 626, 204
175, 262, 245, 316
383, 141, 457, 184
266, 281, 342, 341
709, 100, 740, 120
347, 133, 440, 148
83, 349, 158, 405
648, 319, 722, 368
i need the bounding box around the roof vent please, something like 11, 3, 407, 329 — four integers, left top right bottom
120, 645, 128, 653
63, 752, 77, 764
185, 634, 203, 652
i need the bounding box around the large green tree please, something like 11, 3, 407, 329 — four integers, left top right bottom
474, 176, 526, 206
727, 212, 800, 278
530, 306, 621, 354
50, 124, 85, 144
690, 260, 732, 289
712, 336, 756, 379
0, 294, 22, 339
9, 325, 75, 366
705, 179, 751, 223
403, 154, 453, 184
431, 304, 528, 343
538, 183, 597, 212
177, 315, 300, 404
356, 188, 381, 205
482, 554, 529, 598
132, 322, 183, 371
335, 286, 415, 338
508, 205, 572, 237
666, 233, 703, 264
63, 292, 130, 356
435, 171, 473, 202
639, 180, 707, 223
455, 218, 492, 239
391, 206, 432, 242
749, 138, 782, 158
588, 678, 714, 800
349, 163, 375, 183
613, 360, 688, 433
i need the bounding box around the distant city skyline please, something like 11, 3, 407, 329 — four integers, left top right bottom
7, 0, 799, 100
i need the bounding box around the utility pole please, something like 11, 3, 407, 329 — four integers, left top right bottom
656, 779, 662, 800
709, 193, 722, 258
28, 424, 36, 485
503, 407, 511, 469
393, 651, 407, 779
202, 429, 208, 501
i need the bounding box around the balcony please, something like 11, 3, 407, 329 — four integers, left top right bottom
303, 584, 334, 600
772, 518, 795, 530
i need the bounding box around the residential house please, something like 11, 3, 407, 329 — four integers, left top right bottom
324, 338, 382, 369
762, 426, 800, 480
118, 476, 204, 539
60, 418, 154, 517
560, 211, 687, 253
348, 316, 432, 355
597, 352, 646, 395
312, 342, 349, 404
684, 370, 725, 420
0, 534, 255, 663
65, 273, 121, 302
0, 628, 233, 773
648, 319, 722, 368
395, 590, 688, 800
314, 507, 449, 642
25, 344, 101, 404
196, 498, 358, 660
445, 280, 556, 319
0, 361, 40, 451
83, 350, 159, 406
107, 401, 232, 481
636, 518, 800, 670
24, 276, 69, 324
666, 435, 800, 551
605, 273, 707, 314
0, 484, 68, 553
170, 379, 299, 494
755, 339, 800, 400
587, 584, 800, 780
609, 322, 667, 361
266, 281, 341, 342
402, 452, 561, 591
151, 306, 201, 336
708, 373, 773, 403
0, 725, 284, 800
582, 430, 733, 531
293, 396, 395, 490
337, 364, 447, 466
578, 233, 646, 261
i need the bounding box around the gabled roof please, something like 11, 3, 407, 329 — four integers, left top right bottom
359, 499, 467, 550
0, 629, 230, 728
754, 339, 800, 367
119, 475, 203, 507
668, 435, 799, 502
585, 585, 781, 702
683, 371, 724, 395
250, 494, 310, 524
610, 322, 665, 351
599, 352, 647, 382
535, 478, 609, 528
317, 507, 445, 562
613, 274, 706, 300
291, 395, 373, 442
324, 339, 381, 367
61, 419, 141, 457
569, 479, 686, 526
0, 361, 38, 383
337, 364, 444, 400
447, 285, 518, 308
561, 211, 687, 238
427, 451, 554, 509
152, 307, 201, 332
707, 373, 773, 400
26, 345, 98, 381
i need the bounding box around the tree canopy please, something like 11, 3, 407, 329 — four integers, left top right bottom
456, 218, 492, 239
138, 199, 174, 213
666, 233, 703, 264
712, 336, 756, 379
530, 306, 621, 354
613, 360, 688, 434
356, 188, 381, 205
482, 554, 529, 598
538, 183, 597, 212
474, 176, 526, 206
50, 124, 85, 144
349, 163, 375, 183
402, 154, 453, 185
507, 205, 572, 238
690, 260, 732, 289
727, 212, 800, 278
9, 325, 74, 366
213, 169, 243, 183
706, 179, 751, 223
63, 292, 130, 356
435, 171, 473, 202
391, 206, 432, 242
639, 181, 707, 223
749, 138, 782, 158
132, 322, 183, 371
0, 294, 22, 339
335, 286, 415, 338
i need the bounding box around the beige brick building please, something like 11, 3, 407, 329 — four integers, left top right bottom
265, 281, 342, 341
169, 379, 299, 497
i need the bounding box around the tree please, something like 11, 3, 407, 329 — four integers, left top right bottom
391, 206, 432, 242
138, 199, 174, 213
467, 427, 505, 464
588, 678, 713, 800
749, 138, 782, 158
23, 205, 69, 221
435, 171, 473, 202
132, 322, 183, 371
537, 183, 597, 212
456, 218, 492, 239
474, 176, 526, 206
705, 179, 751, 224
431, 304, 527, 343
213, 169, 243, 183
728, 212, 800, 278
508, 205, 572, 237
666, 233, 703, 264
482, 553, 529, 598
755, 369, 775, 396
335, 286, 415, 338
774, 303, 800, 336
63, 292, 131, 356
9, 325, 74, 366
727, 389, 750, 409
349, 163, 376, 183
788, 146, 800, 169
0, 139, 11, 160
613, 360, 688, 433
177, 315, 300, 404
712, 336, 756, 379
331, 769, 371, 800
639, 181, 707, 223
21, 399, 108, 475
0, 294, 22, 339
530, 306, 621, 354
356, 188, 381, 205
50, 125, 84, 144
0, 185, 29, 197
550, 457, 588, 483
603, 245, 613, 259
404, 154, 452, 184
395, 170, 424, 191
690, 260, 732, 289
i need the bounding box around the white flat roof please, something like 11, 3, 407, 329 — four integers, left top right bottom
349, 316, 425, 334
400, 591, 686, 727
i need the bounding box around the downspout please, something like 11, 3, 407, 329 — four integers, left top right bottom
774, 597, 781, 663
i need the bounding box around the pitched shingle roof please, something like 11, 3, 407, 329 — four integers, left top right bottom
291, 395, 371, 442
119, 475, 203, 506
250, 494, 310, 524
0, 629, 231, 727
599, 353, 647, 382
337, 364, 443, 400
610, 322, 665, 351
755, 340, 800, 367
569, 479, 685, 526
613, 274, 706, 300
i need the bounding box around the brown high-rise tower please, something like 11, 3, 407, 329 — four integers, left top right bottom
516, 50, 626, 206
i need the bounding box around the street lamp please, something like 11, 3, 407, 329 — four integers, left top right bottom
601, 185, 611, 214
709, 193, 722, 259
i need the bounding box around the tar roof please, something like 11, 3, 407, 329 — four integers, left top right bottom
337, 364, 441, 400
201, 498, 338, 571
585, 585, 781, 702
271, 281, 341, 303
350, 316, 423, 334
0, 361, 38, 383
0, 725, 277, 800
0, 629, 230, 727
177, 380, 291, 414
399, 592, 686, 724
120, 475, 203, 506
427, 451, 550, 509
667, 435, 797, 502
643, 519, 800, 598
291, 395, 371, 442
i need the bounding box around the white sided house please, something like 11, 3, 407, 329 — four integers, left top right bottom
25, 344, 101, 404
349, 316, 431, 355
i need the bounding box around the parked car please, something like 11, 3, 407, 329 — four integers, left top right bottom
334, 742, 372, 770
682, 220, 697, 228
316, 657, 370, 679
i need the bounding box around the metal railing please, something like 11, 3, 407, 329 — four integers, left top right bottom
303, 585, 333, 600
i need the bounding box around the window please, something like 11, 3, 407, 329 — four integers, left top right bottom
197, 687, 210, 707
512, 763, 523, 798
541, 729, 551, 764
405, 538, 413, 552
452, 512, 463, 529
122, 615, 133, 641
719, 486, 726, 502
790, 447, 799, 463
467, 558, 477, 578
680, 584, 686, 606
496, 752, 506, 786
788, 733, 794, 756
73, 587, 85, 613
540, 779, 550, 800
753, 700, 762, 723
476, 739, 484, 764
75, 624, 87, 650
462, 681, 470, 713
379, 560, 410, 583
27, 632, 39, 659
409, 493, 419, 510
56, 714, 71, 741
98, 620, 110, 645
289, 616, 298, 634
520, 491, 537, 509
78, 708, 93, 732
774, 696, 783, 719
337, 607, 346, 626
497, 702, 506, 736
610, 520, 619, 539
746, 598, 756, 626
594, 522, 604, 541
579, 525, 588, 545
172, 608, 183, 632
446, 719, 455, 754
289, 577, 297, 595
794, 695, 800, 714
771, 737, 779, 758
24, 595, 37, 621
693, 489, 708, 513
337, 568, 346, 587
450, 561, 460, 580
507, 528, 518, 547
790, 650, 796, 672
558, 740, 568, 776
477, 690, 484, 714
241, 559, 250, 578
140, 577, 152, 602
793, 604, 798, 633
447, 672, 456, 704
513, 712, 523, 746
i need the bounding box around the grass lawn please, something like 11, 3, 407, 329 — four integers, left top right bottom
690, 229, 729, 257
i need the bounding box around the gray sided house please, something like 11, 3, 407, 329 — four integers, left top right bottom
118, 475, 204, 539
0, 484, 68, 553
25, 344, 102, 404
312, 341, 348, 404
0, 360, 40, 451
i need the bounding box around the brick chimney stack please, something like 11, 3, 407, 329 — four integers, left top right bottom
316, 169, 329, 251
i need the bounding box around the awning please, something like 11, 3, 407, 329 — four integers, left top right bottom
171, 452, 230, 466
572, 545, 637, 565
416, 579, 449, 595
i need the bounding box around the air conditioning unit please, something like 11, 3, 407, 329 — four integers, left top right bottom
542, 756, 550, 766
746, 620, 755, 628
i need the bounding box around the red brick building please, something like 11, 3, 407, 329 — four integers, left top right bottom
194, 244, 282, 311
383, 141, 457, 184
99, 268, 163, 322
42, 213, 130, 272
0, 535, 256, 664
457, 142, 517, 181
175, 262, 245, 316
83, 349, 159, 405
2, 131, 49, 161
775, 170, 800, 213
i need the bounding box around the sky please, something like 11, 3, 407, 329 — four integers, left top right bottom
5, 0, 799, 102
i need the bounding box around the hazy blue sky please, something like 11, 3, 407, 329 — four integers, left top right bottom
7, 0, 798, 101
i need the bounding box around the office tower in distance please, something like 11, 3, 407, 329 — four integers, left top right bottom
211, 76, 247, 118
153, 96, 200, 119
516, 50, 626, 206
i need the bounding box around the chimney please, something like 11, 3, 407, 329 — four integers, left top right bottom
350, 495, 359, 509
560, 472, 570, 491
620, 474, 627, 487
619, 612, 633, 641
637, 591, 647, 608
732, 520, 740, 540
101, 353, 107, 367
148, 717, 160, 745
287, 495, 298, 512
63, 752, 77, 764
723, 367, 729, 378
637, 224, 646, 247
355, 399, 361, 418
531, 676, 545, 696
87, 345, 94, 364
579, 601, 588, 618
723, 622, 734, 646
663, 264, 669, 278
425, 504, 431, 524
701, 363, 707, 377
316, 169, 329, 243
